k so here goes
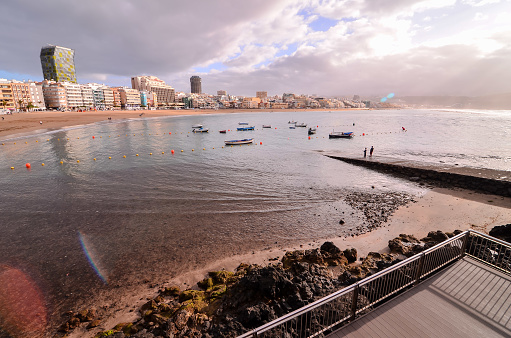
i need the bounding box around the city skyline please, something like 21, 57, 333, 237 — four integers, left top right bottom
1, 1, 510, 97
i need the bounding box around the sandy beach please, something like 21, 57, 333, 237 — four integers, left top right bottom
0, 108, 358, 140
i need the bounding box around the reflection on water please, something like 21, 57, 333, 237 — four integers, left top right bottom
0, 109, 509, 333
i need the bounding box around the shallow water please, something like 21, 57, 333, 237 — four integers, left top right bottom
0, 109, 509, 333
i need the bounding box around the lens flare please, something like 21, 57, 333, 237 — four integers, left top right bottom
0, 265, 47, 336
78, 231, 108, 284
387, 93, 395, 99
380, 97, 388, 102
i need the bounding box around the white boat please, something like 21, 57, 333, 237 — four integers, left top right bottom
224, 138, 254, 145
192, 124, 203, 128
192, 128, 209, 133
295, 123, 307, 127
262, 125, 272, 128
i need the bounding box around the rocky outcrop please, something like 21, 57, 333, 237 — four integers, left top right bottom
489, 224, 511, 243
68, 232, 464, 337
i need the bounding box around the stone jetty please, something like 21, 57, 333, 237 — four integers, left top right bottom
325, 154, 511, 197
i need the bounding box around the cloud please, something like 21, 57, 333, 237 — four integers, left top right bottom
0, 0, 509, 97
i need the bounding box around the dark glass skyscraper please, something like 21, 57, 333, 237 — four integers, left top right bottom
40, 45, 77, 83
190, 75, 201, 94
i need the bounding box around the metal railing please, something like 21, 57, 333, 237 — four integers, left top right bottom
238, 230, 510, 338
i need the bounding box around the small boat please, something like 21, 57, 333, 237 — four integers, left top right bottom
219, 130, 227, 133
289, 126, 296, 129
288, 121, 296, 124
193, 128, 209, 133
238, 122, 249, 125
329, 131, 354, 139
262, 125, 272, 128
224, 138, 254, 145
295, 123, 307, 127
192, 124, 203, 129
308, 128, 316, 135
237, 126, 255, 131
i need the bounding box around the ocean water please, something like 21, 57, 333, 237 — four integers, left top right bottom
0, 109, 510, 333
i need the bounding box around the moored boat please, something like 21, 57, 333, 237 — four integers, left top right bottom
329, 131, 354, 138
192, 128, 209, 133
219, 130, 227, 133
262, 125, 271, 128
224, 138, 254, 145
192, 124, 203, 129
237, 126, 255, 131
308, 127, 316, 135
289, 126, 296, 129
295, 123, 307, 127
238, 122, 249, 125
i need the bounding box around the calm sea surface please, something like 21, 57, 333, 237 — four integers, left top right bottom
0, 109, 510, 330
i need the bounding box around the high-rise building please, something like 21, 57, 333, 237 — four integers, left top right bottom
61, 82, 83, 109
190, 76, 201, 94
118, 87, 141, 109
131, 76, 175, 105
40, 45, 77, 83
217, 90, 227, 96
42, 80, 68, 109
0, 80, 14, 111
29, 82, 45, 109
256, 91, 267, 100
10, 81, 31, 110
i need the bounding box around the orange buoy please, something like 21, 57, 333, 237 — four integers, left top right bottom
108, 157, 112, 159
92, 136, 95, 139
363, 133, 365, 136
123, 155, 126, 158
162, 152, 165, 154
308, 136, 310, 140
171, 149, 174, 154
260, 142, 262, 145
94, 158, 96, 161
169, 132, 171, 134
10, 167, 14, 170
149, 153, 152, 155
26, 163, 31, 168
181, 150, 184, 152
41, 163, 45, 166
136, 154, 139, 156
60, 161, 63, 164
76, 160, 80, 163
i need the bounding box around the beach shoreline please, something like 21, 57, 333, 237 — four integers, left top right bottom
0, 108, 363, 141
65, 186, 511, 337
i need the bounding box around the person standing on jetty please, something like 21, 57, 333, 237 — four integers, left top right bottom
363, 148, 367, 158
370, 146, 374, 156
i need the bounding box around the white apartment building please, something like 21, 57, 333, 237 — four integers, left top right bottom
61, 82, 83, 109
118, 87, 141, 109
102, 87, 114, 108
131, 75, 175, 105
29, 82, 45, 110
42, 80, 67, 109
80, 85, 94, 109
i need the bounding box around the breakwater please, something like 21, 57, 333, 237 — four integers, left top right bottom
326, 154, 511, 197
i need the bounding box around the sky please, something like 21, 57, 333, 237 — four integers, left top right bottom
1, 0, 510, 98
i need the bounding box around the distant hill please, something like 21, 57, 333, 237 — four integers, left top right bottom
400, 93, 511, 109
